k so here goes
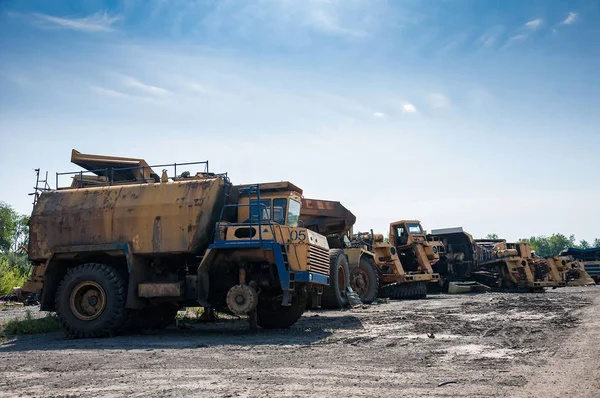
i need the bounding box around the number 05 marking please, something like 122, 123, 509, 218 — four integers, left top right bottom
290, 230, 307, 241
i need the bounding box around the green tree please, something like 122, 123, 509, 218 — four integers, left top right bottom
485, 233, 499, 239
594, 238, 600, 248
520, 234, 576, 257
0, 202, 18, 253
579, 240, 591, 250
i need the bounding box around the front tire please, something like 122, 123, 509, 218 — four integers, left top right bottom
55, 263, 128, 338
256, 291, 308, 329
321, 249, 350, 309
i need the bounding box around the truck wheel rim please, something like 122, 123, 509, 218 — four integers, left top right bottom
351, 269, 368, 296
70, 281, 107, 321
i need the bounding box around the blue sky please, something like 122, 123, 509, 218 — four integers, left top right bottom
1, 0, 598, 242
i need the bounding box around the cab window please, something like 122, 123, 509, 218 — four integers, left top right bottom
287, 199, 301, 227
406, 223, 423, 234
273, 198, 287, 225
250, 199, 271, 222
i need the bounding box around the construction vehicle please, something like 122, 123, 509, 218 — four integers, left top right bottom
428, 228, 566, 291
532, 253, 595, 286
299, 200, 438, 305
387, 220, 442, 293
561, 247, 600, 284
23, 150, 331, 337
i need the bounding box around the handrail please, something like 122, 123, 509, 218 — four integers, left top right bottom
213, 184, 278, 248
52, 160, 222, 189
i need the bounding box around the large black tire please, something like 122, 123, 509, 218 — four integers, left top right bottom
55, 263, 128, 338
350, 257, 379, 304
379, 282, 427, 300
256, 291, 308, 329
321, 249, 350, 309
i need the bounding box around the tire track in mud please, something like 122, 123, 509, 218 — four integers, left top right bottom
0, 287, 597, 397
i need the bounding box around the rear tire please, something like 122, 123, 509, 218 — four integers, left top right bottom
321, 249, 350, 309
55, 263, 128, 338
350, 257, 379, 304
256, 291, 308, 329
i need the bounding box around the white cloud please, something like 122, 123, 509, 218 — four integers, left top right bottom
502, 33, 527, 48
562, 12, 578, 25
373, 111, 386, 118
427, 93, 450, 109
90, 86, 129, 99
478, 26, 505, 48
402, 103, 417, 113
123, 77, 170, 96
28, 11, 121, 32
525, 18, 543, 30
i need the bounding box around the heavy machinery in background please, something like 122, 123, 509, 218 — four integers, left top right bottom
23, 150, 331, 337
561, 247, 600, 284
300, 201, 439, 305
428, 227, 568, 292
387, 220, 441, 293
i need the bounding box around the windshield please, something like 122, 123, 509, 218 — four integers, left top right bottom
287, 199, 301, 227
273, 198, 287, 225
406, 223, 423, 234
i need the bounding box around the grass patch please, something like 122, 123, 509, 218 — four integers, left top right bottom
0, 310, 59, 337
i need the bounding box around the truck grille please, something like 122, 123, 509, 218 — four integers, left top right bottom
307, 245, 330, 276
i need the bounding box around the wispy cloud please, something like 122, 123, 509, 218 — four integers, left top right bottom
427, 93, 451, 109
26, 11, 121, 32
478, 26, 505, 48
402, 103, 417, 113
525, 18, 543, 30
502, 34, 527, 49
562, 12, 578, 25
305, 7, 365, 38
123, 77, 170, 96
90, 86, 129, 99
373, 111, 386, 118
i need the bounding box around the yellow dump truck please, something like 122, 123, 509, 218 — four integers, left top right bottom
24, 150, 331, 337
299, 200, 438, 305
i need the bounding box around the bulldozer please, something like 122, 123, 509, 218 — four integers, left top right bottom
22, 150, 332, 337
299, 200, 439, 306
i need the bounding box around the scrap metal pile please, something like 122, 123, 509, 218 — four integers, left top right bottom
15, 149, 596, 338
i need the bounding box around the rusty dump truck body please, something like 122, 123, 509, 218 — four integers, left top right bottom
29, 177, 226, 260
25, 150, 330, 337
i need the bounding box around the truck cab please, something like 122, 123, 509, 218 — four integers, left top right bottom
198, 182, 331, 329
389, 220, 440, 273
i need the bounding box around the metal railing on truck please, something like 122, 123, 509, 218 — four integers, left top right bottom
213, 184, 277, 250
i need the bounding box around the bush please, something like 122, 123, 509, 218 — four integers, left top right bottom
0, 255, 28, 295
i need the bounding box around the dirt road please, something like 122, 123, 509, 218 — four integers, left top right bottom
1, 287, 598, 397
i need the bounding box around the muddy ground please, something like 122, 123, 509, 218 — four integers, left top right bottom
1, 286, 599, 397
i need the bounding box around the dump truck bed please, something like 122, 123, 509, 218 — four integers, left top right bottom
29, 177, 228, 261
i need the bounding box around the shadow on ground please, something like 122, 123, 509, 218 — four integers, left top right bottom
0, 313, 364, 353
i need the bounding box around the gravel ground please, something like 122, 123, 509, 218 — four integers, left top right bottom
1, 286, 598, 398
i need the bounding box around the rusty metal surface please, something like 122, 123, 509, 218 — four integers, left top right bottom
138, 282, 184, 298
299, 198, 356, 236
71, 149, 156, 183
28, 177, 228, 261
